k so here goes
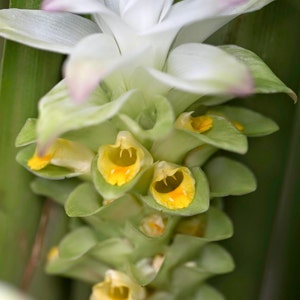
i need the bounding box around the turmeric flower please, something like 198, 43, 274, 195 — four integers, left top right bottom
175, 112, 214, 133
90, 270, 146, 300
28, 138, 94, 174
150, 161, 195, 209
97, 132, 153, 186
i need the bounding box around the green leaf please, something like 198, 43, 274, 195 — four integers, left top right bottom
63, 121, 118, 152
65, 183, 143, 236
31, 177, 81, 205
89, 238, 133, 268
151, 129, 204, 164
171, 244, 234, 294
204, 207, 233, 241
36, 80, 137, 151
125, 215, 178, 260
65, 182, 103, 217
195, 243, 235, 274
184, 144, 218, 168
166, 89, 201, 117
207, 105, 279, 137
151, 234, 207, 289
176, 207, 233, 242
46, 255, 108, 283
15, 118, 37, 147
152, 115, 248, 164
192, 284, 225, 300
113, 93, 175, 144
58, 227, 98, 260
220, 45, 297, 101
204, 156, 257, 197
16, 144, 81, 179
88, 194, 142, 223
140, 167, 210, 216
187, 115, 248, 154
148, 291, 175, 300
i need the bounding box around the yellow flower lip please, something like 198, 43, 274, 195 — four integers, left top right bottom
90, 270, 146, 300
27, 138, 94, 173
175, 112, 213, 133
27, 152, 54, 170
150, 161, 195, 210
97, 131, 153, 186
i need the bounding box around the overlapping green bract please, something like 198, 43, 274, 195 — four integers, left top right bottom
5, 0, 296, 299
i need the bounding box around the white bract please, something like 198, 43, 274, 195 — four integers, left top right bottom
0, 0, 275, 102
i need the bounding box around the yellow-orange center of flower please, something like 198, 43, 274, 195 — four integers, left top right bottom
47, 246, 59, 262
140, 214, 165, 237
98, 146, 140, 186
107, 284, 129, 299
90, 270, 146, 300
231, 121, 244, 131
27, 152, 54, 170
150, 164, 195, 210
191, 115, 213, 133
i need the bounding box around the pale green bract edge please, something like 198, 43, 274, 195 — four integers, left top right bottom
204, 156, 257, 198
220, 45, 297, 101
36, 80, 138, 151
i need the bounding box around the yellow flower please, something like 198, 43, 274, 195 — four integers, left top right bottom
139, 214, 166, 238
206, 110, 244, 132
47, 246, 59, 262
27, 144, 56, 170
97, 132, 153, 186
150, 161, 195, 210
175, 112, 213, 133
231, 120, 244, 132
27, 138, 94, 174
90, 270, 146, 300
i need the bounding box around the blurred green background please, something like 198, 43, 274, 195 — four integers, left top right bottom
0, 0, 299, 299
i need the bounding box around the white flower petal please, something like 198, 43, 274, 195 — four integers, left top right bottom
0, 9, 100, 53
46, 0, 133, 53
92, 12, 136, 52
147, 0, 247, 34
42, 0, 105, 13
119, 0, 172, 31
175, 0, 275, 45
64, 33, 152, 102
145, 43, 253, 96
143, 0, 250, 65
64, 33, 121, 102
42, 0, 135, 51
